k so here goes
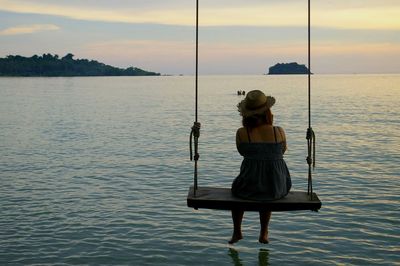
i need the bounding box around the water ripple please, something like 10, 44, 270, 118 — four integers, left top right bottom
1, 75, 400, 265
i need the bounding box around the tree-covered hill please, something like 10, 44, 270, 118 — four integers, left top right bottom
0, 53, 160, 76
268, 62, 310, 75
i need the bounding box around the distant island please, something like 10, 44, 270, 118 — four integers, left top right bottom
268, 62, 310, 75
0, 53, 160, 77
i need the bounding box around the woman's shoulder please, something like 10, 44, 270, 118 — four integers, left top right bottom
274, 126, 286, 135
236, 127, 247, 142
273, 126, 287, 144
237, 127, 246, 134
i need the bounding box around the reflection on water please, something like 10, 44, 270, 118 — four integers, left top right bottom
258, 249, 270, 266
229, 248, 270, 266
228, 248, 244, 266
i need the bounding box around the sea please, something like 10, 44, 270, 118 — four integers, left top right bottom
0, 74, 399, 265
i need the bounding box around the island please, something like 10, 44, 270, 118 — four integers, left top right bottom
0, 53, 160, 77
267, 62, 310, 75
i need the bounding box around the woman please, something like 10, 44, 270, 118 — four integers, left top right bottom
230, 90, 292, 244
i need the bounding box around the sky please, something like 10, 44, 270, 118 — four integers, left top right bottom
0, 0, 399, 75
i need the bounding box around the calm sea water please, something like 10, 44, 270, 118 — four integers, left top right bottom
0, 75, 399, 265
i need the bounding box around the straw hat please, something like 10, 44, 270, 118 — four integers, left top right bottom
237, 90, 275, 117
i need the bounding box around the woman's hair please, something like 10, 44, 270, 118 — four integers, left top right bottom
242, 109, 273, 128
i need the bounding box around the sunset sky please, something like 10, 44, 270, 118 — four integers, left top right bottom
0, 0, 399, 74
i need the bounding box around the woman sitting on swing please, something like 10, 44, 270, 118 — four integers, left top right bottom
230, 90, 292, 244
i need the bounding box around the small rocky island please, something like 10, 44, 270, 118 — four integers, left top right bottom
0, 53, 160, 77
268, 62, 310, 75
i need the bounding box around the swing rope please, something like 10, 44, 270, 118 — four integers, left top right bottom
190, 0, 316, 199
306, 0, 316, 200
189, 0, 200, 196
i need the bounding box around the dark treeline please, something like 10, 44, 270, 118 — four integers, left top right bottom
268, 62, 310, 75
0, 53, 160, 76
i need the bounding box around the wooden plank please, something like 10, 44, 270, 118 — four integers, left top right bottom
187, 186, 321, 212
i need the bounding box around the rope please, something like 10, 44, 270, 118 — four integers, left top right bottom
190, 122, 201, 162
306, 128, 316, 198
189, 0, 200, 196
195, 0, 199, 123
306, 0, 316, 201
189, 122, 200, 196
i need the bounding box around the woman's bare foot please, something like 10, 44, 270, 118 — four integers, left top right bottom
259, 231, 269, 244
228, 233, 243, 244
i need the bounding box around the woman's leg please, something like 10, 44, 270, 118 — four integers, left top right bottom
229, 209, 244, 244
259, 211, 271, 244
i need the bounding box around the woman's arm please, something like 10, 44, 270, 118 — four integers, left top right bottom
236, 128, 245, 156
236, 129, 241, 150
277, 127, 287, 154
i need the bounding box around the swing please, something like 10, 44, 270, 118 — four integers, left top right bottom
187, 0, 321, 212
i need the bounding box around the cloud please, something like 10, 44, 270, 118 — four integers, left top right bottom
0, 0, 194, 26
86, 40, 192, 56
313, 42, 400, 56
82, 40, 195, 71
0, 0, 399, 30
0, 24, 60, 35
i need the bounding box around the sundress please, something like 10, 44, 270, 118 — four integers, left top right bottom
231, 127, 292, 201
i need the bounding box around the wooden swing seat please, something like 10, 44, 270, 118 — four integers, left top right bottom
187, 186, 321, 212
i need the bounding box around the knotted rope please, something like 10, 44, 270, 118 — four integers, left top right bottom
189, 122, 200, 196
306, 127, 316, 199
190, 122, 201, 162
